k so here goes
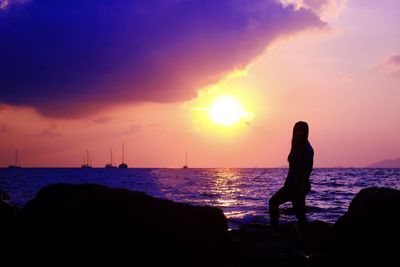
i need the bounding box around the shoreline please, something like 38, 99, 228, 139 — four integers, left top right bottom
1, 183, 400, 266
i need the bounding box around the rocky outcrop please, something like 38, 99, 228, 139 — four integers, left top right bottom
332, 187, 400, 266
0, 189, 10, 202
0, 189, 17, 226
2, 184, 400, 266
4, 183, 228, 265
228, 187, 400, 266
0, 199, 15, 224
228, 221, 333, 267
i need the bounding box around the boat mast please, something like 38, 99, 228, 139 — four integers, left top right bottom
185, 152, 188, 166
87, 150, 91, 166
15, 149, 18, 166
122, 143, 125, 163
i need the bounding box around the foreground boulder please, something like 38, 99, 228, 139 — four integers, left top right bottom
0, 201, 16, 226
332, 187, 400, 266
0, 189, 10, 202
228, 221, 333, 267
0, 189, 17, 227
3, 183, 228, 265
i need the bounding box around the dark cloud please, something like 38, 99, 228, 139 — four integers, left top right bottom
0, 0, 325, 118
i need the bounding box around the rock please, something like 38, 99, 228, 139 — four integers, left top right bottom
0, 198, 16, 224
228, 221, 333, 267
0, 190, 18, 249
4, 183, 228, 265
0, 190, 17, 226
0, 189, 10, 201
332, 187, 400, 266
11, 183, 400, 266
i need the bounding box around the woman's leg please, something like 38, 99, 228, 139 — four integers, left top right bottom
269, 187, 291, 226
292, 193, 307, 230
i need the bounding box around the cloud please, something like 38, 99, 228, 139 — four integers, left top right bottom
378, 53, 400, 77
387, 54, 400, 66
303, 0, 332, 12
37, 128, 62, 137
281, 0, 346, 19
122, 124, 141, 135
0, 0, 325, 118
387, 54, 400, 77
36, 122, 62, 137
0, 0, 29, 10
92, 116, 114, 124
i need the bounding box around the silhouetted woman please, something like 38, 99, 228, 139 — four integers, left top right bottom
269, 121, 314, 229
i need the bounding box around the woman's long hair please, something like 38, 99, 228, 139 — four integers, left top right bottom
288, 121, 309, 162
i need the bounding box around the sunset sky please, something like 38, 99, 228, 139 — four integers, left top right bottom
0, 0, 399, 168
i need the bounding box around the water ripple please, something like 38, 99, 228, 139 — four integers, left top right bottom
1, 168, 399, 228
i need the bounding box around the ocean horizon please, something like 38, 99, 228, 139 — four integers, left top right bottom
1, 167, 399, 229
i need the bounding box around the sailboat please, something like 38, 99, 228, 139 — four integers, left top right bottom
81, 150, 92, 168
8, 149, 21, 168
182, 152, 188, 169
118, 143, 128, 168
105, 148, 116, 168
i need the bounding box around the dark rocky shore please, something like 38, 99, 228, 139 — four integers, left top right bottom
1, 184, 399, 266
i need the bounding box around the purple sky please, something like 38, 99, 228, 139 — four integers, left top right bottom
0, 0, 399, 167
0, 0, 324, 117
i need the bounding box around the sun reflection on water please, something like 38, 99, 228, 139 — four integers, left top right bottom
2, 168, 400, 229
208, 168, 243, 207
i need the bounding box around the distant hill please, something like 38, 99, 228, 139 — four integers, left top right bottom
367, 158, 400, 168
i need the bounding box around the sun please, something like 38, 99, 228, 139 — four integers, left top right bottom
208, 95, 248, 126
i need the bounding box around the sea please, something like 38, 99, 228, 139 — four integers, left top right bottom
1, 168, 399, 229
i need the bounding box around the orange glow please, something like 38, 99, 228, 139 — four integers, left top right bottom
2, 0, 400, 168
